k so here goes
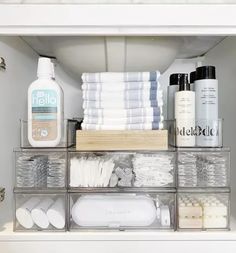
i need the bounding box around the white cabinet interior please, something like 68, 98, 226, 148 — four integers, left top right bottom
0, 34, 236, 247
0, 0, 236, 4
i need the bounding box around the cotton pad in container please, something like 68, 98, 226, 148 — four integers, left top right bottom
72, 194, 157, 227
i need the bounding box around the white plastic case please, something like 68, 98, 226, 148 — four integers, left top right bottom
72, 194, 156, 227
69, 191, 176, 231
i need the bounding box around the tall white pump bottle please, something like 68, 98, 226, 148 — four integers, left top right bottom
28, 57, 64, 147
175, 74, 195, 147
167, 73, 188, 120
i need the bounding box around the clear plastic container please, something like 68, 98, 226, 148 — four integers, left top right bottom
177, 189, 230, 230
68, 151, 176, 189
69, 190, 176, 231
168, 119, 223, 148
14, 149, 67, 189
20, 119, 79, 148
14, 191, 67, 232
177, 148, 230, 187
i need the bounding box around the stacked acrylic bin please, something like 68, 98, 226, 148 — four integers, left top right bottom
174, 119, 231, 231
13, 118, 230, 232
13, 119, 78, 232
68, 150, 177, 231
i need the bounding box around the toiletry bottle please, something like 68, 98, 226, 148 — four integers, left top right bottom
167, 73, 188, 120
190, 71, 196, 91
195, 66, 219, 147
28, 57, 64, 147
175, 74, 195, 147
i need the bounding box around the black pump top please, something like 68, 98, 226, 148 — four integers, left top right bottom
179, 74, 190, 91
190, 71, 196, 84
196, 66, 216, 80
169, 73, 188, 86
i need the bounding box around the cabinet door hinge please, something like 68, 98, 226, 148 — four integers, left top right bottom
0, 57, 6, 70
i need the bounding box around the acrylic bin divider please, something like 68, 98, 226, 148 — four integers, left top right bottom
177, 148, 230, 188
14, 190, 67, 232
167, 119, 223, 148
68, 150, 176, 189
20, 119, 79, 148
68, 189, 176, 231
177, 188, 230, 231
14, 149, 67, 189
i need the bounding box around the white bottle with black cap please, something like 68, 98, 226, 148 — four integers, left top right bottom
175, 74, 195, 147
167, 73, 188, 120
195, 66, 218, 146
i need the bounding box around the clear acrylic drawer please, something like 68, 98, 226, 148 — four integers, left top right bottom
177, 189, 230, 230
69, 151, 176, 189
177, 148, 230, 187
14, 149, 67, 189
14, 191, 67, 232
20, 119, 79, 148
69, 190, 176, 231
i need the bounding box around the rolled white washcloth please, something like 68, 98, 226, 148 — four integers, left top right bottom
31, 197, 54, 229
47, 198, 65, 229
16, 197, 41, 229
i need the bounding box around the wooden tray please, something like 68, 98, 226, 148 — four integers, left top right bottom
76, 130, 168, 151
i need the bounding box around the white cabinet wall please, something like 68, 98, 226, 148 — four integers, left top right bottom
0, 37, 38, 227
1, 0, 236, 4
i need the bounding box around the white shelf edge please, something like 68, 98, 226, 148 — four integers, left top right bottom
0, 218, 236, 242
1, 4, 236, 35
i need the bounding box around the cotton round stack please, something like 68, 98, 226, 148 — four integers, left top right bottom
81, 71, 163, 130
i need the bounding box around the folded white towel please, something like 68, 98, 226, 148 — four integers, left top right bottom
83, 115, 164, 125
81, 122, 163, 130
82, 71, 160, 83
82, 81, 158, 91
82, 89, 163, 101
83, 99, 163, 109
84, 107, 162, 118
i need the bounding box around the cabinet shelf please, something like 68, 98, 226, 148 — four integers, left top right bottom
1, 218, 236, 241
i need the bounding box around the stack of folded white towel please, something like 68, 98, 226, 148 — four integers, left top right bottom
81, 71, 163, 130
